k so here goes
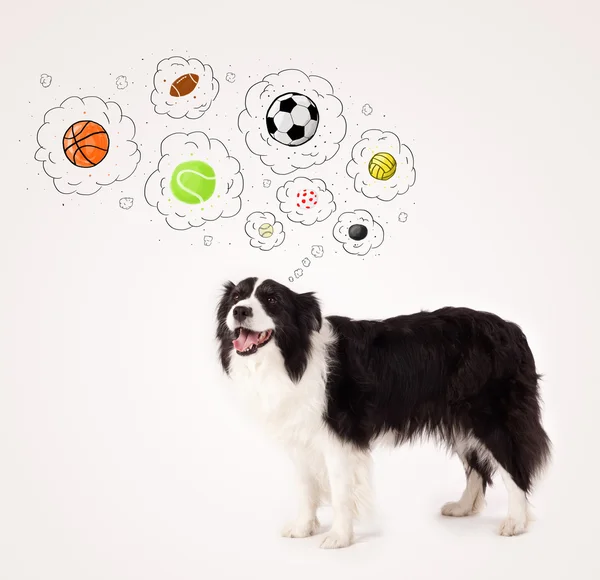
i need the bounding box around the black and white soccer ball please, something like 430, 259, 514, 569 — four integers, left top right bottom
265, 92, 319, 147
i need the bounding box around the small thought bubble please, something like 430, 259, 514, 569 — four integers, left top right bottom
40, 74, 52, 88
119, 197, 134, 210
302, 257, 311, 267
362, 103, 373, 116
398, 212, 408, 223
311, 245, 324, 258
204, 235, 213, 246
116, 75, 128, 90
294, 268, 303, 279
288, 276, 294, 283
225, 72, 236, 83
263, 179, 271, 188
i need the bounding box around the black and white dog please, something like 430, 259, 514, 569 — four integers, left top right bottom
216, 277, 551, 549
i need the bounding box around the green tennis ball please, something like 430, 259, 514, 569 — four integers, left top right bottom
170, 160, 216, 205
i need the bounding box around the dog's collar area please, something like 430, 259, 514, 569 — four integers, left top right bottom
233, 327, 273, 356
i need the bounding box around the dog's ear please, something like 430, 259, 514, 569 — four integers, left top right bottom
216, 281, 236, 331
298, 292, 322, 332
222, 280, 235, 295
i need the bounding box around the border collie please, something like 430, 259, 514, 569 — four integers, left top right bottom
216, 278, 551, 549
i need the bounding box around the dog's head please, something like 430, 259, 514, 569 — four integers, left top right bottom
216, 278, 322, 382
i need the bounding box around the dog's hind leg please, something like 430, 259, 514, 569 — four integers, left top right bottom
441, 445, 494, 517
473, 376, 551, 536
480, 422, 549, 536
496, 464, 529, 536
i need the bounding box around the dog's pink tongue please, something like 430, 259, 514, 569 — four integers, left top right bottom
233, 328, 261, 352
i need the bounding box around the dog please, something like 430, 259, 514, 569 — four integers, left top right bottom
215, 277, 551, 549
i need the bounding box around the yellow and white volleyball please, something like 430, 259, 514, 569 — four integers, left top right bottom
332, 209, 384, 256
346, 129, 416, 202
245, 212, 285, 251
144, 131, 243, 230
35, 96, 141, 195
238, 68, 346, 175
368, 152, 397, 181
151, 56, 219, 120
276, 176, 336, 225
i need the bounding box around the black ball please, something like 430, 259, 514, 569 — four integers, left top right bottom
348, 224, 368, 241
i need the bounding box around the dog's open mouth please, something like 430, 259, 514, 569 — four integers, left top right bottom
233, 328, 273, 356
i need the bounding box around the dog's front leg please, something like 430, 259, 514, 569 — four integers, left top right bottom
321, 440, 355, 549
281, 448, 320, 539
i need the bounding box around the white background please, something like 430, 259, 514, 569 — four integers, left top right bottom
1, 1, 599, 578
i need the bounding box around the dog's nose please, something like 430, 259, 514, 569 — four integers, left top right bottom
233, 305, 253, 322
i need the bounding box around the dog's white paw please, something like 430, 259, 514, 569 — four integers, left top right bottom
441, 501, 475, 517
281, 518, 319, 539
320, 531, 353, 549
499, 517, 528, 537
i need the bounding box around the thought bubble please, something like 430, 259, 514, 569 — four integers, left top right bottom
245, 211, 285, 251
204, 235, 213, 246
35, 96, 141, 195
277, 177, 336, 226
144, 131, 243, 230
311, 245, 324, 258
398, 212, 408, 223
116, 75, 128, 90
333, 209, 384, 256
226, 72, 236, 83
362, 104, 373, 116
119, 197, 134, 210
294, 268, 304, 279
151, 56, 219, 120
40, 74, 52, 88
347, 129, 416, 202
238, 69, 346, 174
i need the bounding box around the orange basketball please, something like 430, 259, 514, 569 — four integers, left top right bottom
63, 120, 109, 168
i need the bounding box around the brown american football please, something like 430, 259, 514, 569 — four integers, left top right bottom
170, 73, 200, 97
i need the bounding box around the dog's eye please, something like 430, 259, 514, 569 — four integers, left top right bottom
232, 292, 240, 302
267, 296, 277, 304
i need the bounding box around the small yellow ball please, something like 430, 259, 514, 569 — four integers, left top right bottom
258, 223, 274, 238
369, 152, 397, 181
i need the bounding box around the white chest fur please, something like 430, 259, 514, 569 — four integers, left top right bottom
227, 322, 334, 447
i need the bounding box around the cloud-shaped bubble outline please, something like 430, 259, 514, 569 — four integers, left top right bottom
119, 197, 134, 210
116, 75, 128, 90
144, 131, 243, 231
311, 245, 324, 258
245, 211, 285, 251
238, 68, 347, 175
34, 95, 141, 195
346, 129, 416, 202
276, 176, 336, 226
332, 209, 384, 256
151, 56, 219, 120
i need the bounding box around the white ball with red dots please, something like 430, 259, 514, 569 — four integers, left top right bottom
296, 188, 318, 210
